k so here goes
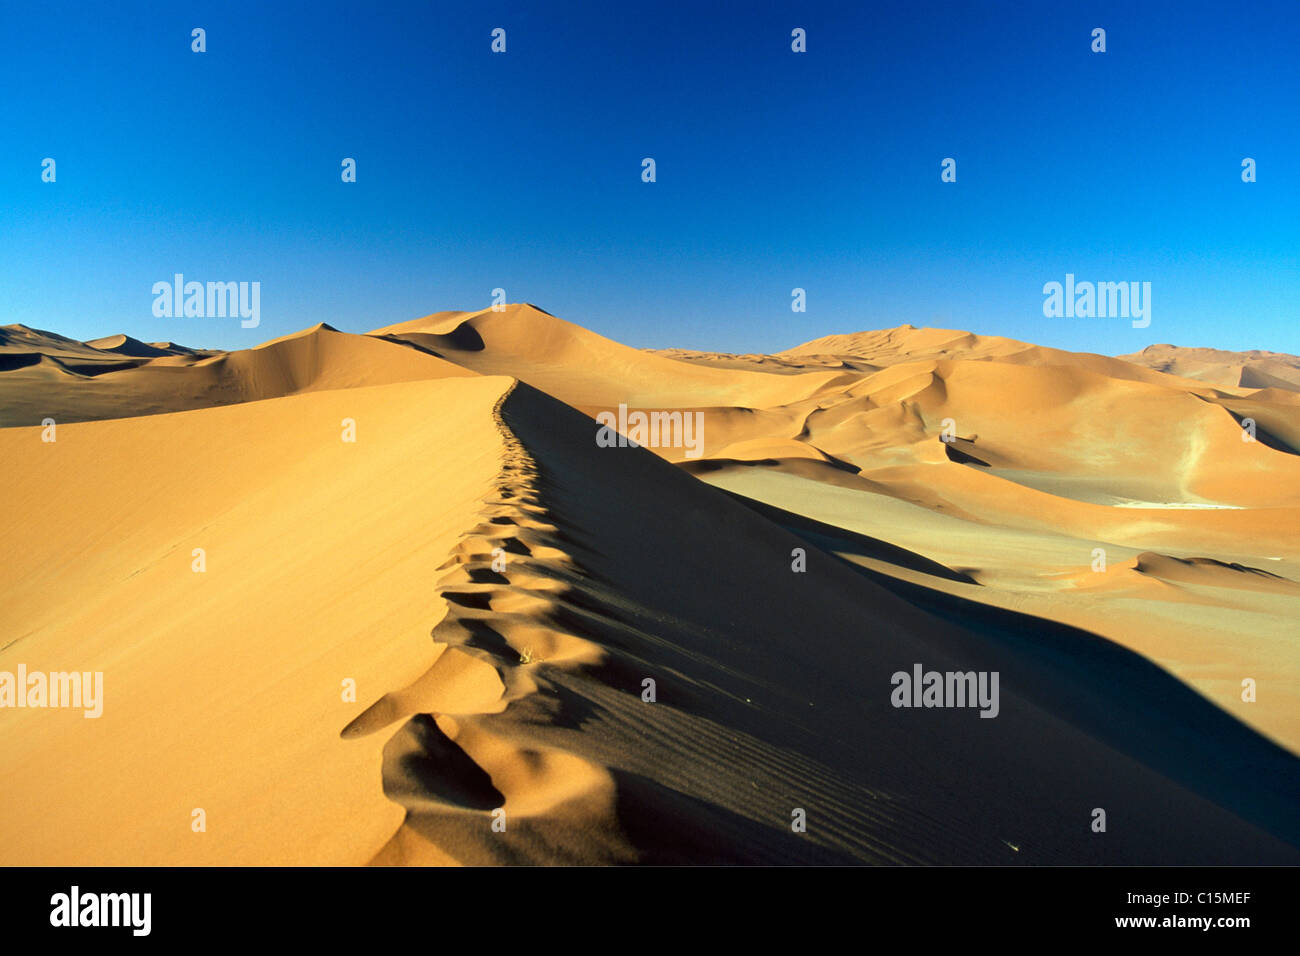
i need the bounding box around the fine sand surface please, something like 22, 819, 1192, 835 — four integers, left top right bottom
1, 307, 1297, 864
0, 376, 513, 864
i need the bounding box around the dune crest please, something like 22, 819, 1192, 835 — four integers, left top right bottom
2, 306, 1297, 864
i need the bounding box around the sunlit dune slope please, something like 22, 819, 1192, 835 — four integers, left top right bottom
0, 375, 513, 864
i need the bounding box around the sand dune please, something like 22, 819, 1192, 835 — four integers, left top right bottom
666, 324, 1241, 391
1, 307, 1296, 865
1132, 552, 1300, 593
0, 322, 474, 427
371, 304, 846, 409
1, 323, 127, 361
0, 375, 514, 864
83, 334, 195, 358
1121, 343, 1300, 392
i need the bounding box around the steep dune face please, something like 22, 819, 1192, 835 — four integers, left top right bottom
353, 382, 1297, 864
368, 311, 1299, 757
693, 338, 1300, 752
0, 323, 474, 427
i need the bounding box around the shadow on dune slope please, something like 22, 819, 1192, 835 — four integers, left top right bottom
382, 381, 1300, 864
717, 487, 1300, 850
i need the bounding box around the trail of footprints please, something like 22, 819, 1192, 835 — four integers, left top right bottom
342, 387, 622, 859
341, 388, 961, 863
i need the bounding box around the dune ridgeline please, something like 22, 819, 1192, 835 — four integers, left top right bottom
1, 306, 1297, 865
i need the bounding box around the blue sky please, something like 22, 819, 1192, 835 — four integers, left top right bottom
2, 0, 1296, 355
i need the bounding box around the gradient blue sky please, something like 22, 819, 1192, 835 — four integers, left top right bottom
2, 0, 1297, 355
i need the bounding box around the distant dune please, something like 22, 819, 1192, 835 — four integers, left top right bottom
1120, 342, 1300, 392
1, 307, 1297, 864
0, 321, 472, 427
83, 334, 188, 358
